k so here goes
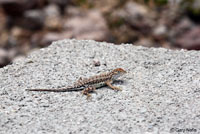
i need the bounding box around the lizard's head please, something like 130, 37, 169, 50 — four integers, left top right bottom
111, 68, 127, 79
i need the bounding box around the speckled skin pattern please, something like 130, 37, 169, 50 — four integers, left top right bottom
26, 68, 126, 97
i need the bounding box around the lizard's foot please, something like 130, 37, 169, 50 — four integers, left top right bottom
81, 91, 92, 100
112, 86, 122, 91
106, 81, 122, 91
82, 86, 96, 99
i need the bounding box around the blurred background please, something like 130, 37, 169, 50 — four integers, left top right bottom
0, 0, 200, 67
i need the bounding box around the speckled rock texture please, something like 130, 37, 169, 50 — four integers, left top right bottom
0, 39, 200, 134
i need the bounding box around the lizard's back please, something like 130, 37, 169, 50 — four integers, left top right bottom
74, 72, 112, 88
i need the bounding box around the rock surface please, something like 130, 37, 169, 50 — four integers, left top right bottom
0, 39, 200, 133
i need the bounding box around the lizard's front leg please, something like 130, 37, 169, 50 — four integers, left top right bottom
105, 80, 122, 91
82, 86, 96, 99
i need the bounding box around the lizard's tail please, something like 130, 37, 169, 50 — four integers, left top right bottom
26, 86, 79, 92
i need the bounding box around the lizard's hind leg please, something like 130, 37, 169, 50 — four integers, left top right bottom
82, 86, 96, 99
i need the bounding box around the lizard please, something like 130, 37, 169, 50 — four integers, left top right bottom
26, 68, 127, 98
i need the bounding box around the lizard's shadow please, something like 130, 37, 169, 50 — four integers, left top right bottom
114, 79, 125, 85
94, 79, 126, 91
